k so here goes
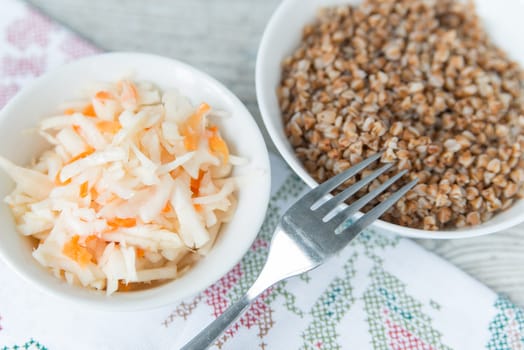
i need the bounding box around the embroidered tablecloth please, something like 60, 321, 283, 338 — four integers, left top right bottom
1, 1, 524, 349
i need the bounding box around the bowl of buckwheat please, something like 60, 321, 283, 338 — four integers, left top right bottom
256, 0, 524, 238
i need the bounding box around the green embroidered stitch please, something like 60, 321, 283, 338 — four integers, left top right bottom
266, 282, 304, 318
429, 300, 442, 311
1, 339, 46, 350
486, 295, 524, 350
363, 266, 452, 350
300, 272, 312, 283
356, 229, 400, 265
300, 254, 357, 350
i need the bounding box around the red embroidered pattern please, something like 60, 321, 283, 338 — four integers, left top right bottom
6, 9, 54, 50
2, 55, 47, 77
385, 317, 436, 350
204, 264, 244, 318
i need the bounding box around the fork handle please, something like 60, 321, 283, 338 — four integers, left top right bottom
179, 293, 252, 350
180, 262, 275, 350
180, 227, 316, 349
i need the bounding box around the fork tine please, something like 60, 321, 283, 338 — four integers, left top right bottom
327, 169, 408, 228
315, 163, 393, 217
301, 152, 382, 206
335, 178, 419, 239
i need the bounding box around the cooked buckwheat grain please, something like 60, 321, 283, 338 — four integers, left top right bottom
279, 0, 524, 230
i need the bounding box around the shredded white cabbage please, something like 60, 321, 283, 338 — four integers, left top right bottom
0, 80, 240, 294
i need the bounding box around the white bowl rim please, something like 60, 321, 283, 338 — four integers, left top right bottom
0, 52, 272, 310
255, 0, 524, 240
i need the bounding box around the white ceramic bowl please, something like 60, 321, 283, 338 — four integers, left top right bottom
0, 52, 271, 310
256, 0, 524, 239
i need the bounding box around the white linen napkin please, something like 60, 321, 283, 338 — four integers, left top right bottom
1, 1, 523, 349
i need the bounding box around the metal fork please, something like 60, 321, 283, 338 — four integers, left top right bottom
181, 153, 417, 350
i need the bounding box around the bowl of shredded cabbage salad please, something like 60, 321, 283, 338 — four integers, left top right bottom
0, 53, 270, 309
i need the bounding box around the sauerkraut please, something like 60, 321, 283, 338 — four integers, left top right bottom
0, 80, 238, 294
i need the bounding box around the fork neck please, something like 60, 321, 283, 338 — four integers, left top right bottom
246, 225, 320, 300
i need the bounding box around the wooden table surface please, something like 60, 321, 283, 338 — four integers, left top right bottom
27, 0, 524, 305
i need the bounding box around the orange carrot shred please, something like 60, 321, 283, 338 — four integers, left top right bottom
96, 120, 121, 134
90, 201, 101, 212
85, 235, 98, 244
183, 134, 199, 151
107, 217, 137, 228
68, 147, 95, 165
208, 130, 229, 163
55, 171, 72, 186
64, 108, 76, 115
169, 168, 183, 179
82, 104, 96, 117
63, 235, 93, 267
95, 91, 113, 100
180, 103, 211, 151
194, 204, 203, 212
162, 202, 173, 213
118, 280, 132, 292
136, 248, 145, 258
190, 170, 205, 197
90, 187, 98, 200
79, 181, 89, 198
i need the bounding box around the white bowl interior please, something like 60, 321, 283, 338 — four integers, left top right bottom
256, 0, 524, 239
0, 52, 271, 310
